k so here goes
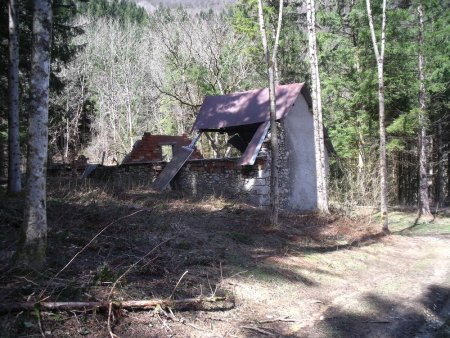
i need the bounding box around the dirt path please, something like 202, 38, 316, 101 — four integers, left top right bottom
143, 233, 450, 337
227, 236, 450, 337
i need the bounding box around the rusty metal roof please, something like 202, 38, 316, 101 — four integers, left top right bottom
192, 83, 308, 131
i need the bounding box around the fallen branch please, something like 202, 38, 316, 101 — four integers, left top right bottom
107, 302, 118, 338
363, 320, 391, 323
0, 296, 232, 314
242, 325, 277, 336
257, 316, 299, 324
169, 270, 189, 300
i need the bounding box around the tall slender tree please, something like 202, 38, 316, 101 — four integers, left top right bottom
417, 2, 432, 219
306, 0, 328, 213
14, 0, 53, 269
7, 0, 21, 194
257, 0, 283, 226
366, 0, 389, 232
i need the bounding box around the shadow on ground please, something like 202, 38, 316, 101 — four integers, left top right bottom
1, 181, 446, 337
239, 285, 450, 338
313, 285, 450, 338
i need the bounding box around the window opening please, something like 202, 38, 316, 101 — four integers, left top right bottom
161, 145, 174, 161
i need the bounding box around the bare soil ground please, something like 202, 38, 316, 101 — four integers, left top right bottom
1, 179, 449, 338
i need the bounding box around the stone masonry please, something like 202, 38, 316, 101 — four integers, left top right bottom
175, 156, 271, 206
91, 156, 271, 206
90, 121, 301, 209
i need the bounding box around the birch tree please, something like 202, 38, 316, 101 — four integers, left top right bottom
306, 0, 329, 213
7, 0, 21, 194
257, 0, 283, 225
366, 0, 389, 232
417, 2, 432, 219
15, 0, 53, 269
151, 9, 256, 123
79, 18, 156, 162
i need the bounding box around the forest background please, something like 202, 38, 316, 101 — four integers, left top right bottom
0, 0, 449, 209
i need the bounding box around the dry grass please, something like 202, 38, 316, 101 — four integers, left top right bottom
0, 179, 449, 337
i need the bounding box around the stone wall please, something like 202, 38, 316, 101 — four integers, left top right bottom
91, 162, 163, 189
175, 156, 270, 206
276, 121, 291, 209
91, 156, 272, 206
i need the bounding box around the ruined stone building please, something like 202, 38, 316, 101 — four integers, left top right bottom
94, 83, 330, 212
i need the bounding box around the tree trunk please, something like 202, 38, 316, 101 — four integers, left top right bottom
7, 0, 21, 194
417, 3, 432, 217
377, 63, 389, 231
306, 0, 329, 213
214, 133, 220, 157
205, 133, 220, 158
357, 128, 366, 202
366, 0, 389, 232
257, 0, 283, 226
271, 27, 280, 85
436, 124, 445, 205
448, 151, 450, 201
14, 0, 53, 270
0, 124, 7, 179
64, 114, 69, 162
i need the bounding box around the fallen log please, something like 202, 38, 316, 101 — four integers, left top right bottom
0, 296, 233, 314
